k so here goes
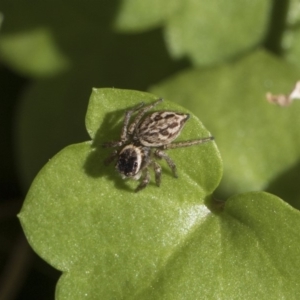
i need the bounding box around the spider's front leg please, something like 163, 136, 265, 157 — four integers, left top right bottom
103, 102, 145, 148
154, 150, 178, 178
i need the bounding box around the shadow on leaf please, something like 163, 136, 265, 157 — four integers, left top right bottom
83, 105, 137, 193
266, 159, 300, 210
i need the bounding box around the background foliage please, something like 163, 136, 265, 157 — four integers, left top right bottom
1, 0, 300, 299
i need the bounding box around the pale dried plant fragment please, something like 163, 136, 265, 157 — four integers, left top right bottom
266, 81, 300, 106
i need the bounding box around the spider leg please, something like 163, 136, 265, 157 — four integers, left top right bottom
151, 161, 162, 187
154, 150, 178, 178
103, 102, 145, 148
162, 136, 214, 150
128, 98, 163, 135
135, 168, 151, 192
104, 150, 118, 165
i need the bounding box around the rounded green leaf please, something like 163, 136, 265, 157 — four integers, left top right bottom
19, 88, 222, 299
165, 0, 272, 65
19, 89, 300, 298
137, 192, 300, 299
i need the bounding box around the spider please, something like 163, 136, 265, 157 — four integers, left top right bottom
103, 98, 214, 192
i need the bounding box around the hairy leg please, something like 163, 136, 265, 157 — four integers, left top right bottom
103, 102, 145, 148
154, 149, 178, 178
162, 136, 214, 150
151, 161, 162, 186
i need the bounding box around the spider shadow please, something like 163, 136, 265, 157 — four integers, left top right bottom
83, 107, 134, 192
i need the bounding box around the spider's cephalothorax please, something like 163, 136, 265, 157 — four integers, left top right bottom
103, 99, 214, 192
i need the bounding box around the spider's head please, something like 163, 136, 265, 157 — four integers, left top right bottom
116, 145, 143, 179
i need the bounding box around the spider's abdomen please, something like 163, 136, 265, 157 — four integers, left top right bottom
136, 111, 190, 147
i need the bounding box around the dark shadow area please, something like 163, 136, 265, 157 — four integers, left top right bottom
18, 253, 61, 300
83, 105, 136, 193
106, 29, 190, 90
0, 200, 60, 300
204, 196, 226, 214
266, 159, 300, 210
214, 160, 300, 212
264, 0, 290, 55
0, 66, 27, 199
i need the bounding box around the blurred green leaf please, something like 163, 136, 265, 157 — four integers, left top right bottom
115, 0, 272, 66
0, 28, 70, 77
283, 27, 300, 68
282, 0, 300, 68
151, 49, 300, 208
114, 0, 180, 31
164, 0, 272, 66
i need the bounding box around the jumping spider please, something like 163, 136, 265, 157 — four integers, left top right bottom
103, 99, 214, 192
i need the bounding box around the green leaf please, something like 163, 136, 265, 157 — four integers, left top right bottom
137, 193, 300, 299
19, 89, 300, 299
0, 28, 70, 77
114, 0, 180, 31
164, 0, 272, 65
284, 27, 300, 68
151, 49, 300, 209
282, 0, 300, 68
115, 0, 272, 66
19, 88, 222, 299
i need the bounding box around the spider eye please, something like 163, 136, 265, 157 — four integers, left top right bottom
116, 147, 142, 177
